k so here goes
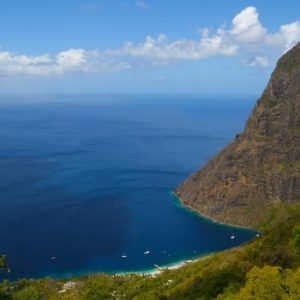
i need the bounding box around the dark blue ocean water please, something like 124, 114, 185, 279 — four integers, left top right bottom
0, 95, 257, 280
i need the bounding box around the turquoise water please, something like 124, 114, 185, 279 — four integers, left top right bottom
0, 95, 257, 280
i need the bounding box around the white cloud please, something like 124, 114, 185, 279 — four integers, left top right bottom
268, 21, 300, 52
0, 51, 53, 76
115, 32, 237, 61
112, 6, 300, 68
135, 0, 149, 10
242, 56, 269, 68
0, 49, 89, 76
56, 49, 87, 71
0, 48, 130, 76
231, 7, 267, 43
0, 6, 299, 77
229, 7, 300, 58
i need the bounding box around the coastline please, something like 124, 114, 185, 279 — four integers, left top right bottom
113, 192, 257, 278
172, 192, 256, 231
5, 191, 257, 281
115, 254, 211, 278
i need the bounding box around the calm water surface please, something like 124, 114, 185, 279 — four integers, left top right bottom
0, 95, 257, 280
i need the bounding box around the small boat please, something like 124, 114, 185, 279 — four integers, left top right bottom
144, 250, 150, 255
121, 254, 127, 259
230, 234, 235, 240
51, 256, 56, 260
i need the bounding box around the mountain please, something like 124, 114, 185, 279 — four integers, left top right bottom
176, 42, 300, 228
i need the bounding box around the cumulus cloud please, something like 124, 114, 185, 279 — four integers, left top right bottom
0, 6, 299, 76
0, 49, 91, 76
56, 49, 87, 71
0, 48, 130, 76
113, 33, 237, 61
270, 21, 300, 51
229, 7, 300, 61
231, 7, 267, 43
117, 7, 300, 66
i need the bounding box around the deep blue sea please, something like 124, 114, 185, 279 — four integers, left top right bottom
0, 95, 257, 280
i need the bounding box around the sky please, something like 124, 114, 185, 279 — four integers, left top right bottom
0, 0, 300, 95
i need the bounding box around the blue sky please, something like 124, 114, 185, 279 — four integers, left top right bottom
0, 0, 299, 95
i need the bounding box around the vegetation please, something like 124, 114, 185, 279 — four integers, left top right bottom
1, 203, 300, 299
278, 161, 300, 176
0, 256, 7, 272
293, 226, 300, 259
267, 98, 280, 108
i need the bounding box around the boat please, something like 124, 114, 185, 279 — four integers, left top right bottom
51, 256, 56, 260
144, 250, 150, 255
121, 254, 127, 259
230, 234, 235, 239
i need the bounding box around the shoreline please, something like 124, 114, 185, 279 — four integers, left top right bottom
54, 192, 257, 280
113, 193, 257, 278
172, 192, 255, 231
3, 191, 256, 281
115, 254, 211, 278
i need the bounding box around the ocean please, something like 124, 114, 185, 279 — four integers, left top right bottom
0, 95, 257, 280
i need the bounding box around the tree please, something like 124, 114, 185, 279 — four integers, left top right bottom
285, 267, 300, 299
234, 266, 287, 300
0, 255, 7, 271
293, 227, 300, 259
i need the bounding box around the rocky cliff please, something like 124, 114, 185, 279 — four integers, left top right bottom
176, 42, 300, 227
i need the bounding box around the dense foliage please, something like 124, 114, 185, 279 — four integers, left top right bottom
293, 226, 300, 259
1, 204, 300, 299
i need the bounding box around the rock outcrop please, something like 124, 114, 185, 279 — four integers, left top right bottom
176, 42, 300, 227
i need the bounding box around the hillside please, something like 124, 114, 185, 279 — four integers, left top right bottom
176, 43, 300, 227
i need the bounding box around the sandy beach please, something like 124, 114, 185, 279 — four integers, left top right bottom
115, 255, 210, 278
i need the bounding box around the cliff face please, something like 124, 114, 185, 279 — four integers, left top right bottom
176, 43, 300, 227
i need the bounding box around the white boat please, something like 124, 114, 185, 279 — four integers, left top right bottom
230, 234, 235, 239
51, 256, 56, 260
121, 254, 127, 259
144, 250, 150, 255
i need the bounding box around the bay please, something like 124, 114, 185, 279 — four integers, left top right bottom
0, 95, 257, 279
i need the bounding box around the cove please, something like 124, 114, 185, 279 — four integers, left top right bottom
0, 95, 257, 280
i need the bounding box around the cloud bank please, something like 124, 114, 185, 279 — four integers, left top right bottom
0, 6, 299, 76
